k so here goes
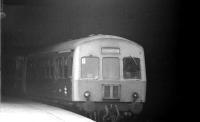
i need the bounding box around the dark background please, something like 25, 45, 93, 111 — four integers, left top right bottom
1, 0, 179, 120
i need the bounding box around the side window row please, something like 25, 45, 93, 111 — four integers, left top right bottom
28, 56, 72, 80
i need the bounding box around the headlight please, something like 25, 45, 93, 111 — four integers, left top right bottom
132, 92, 139, 102
84, 91, 91, 100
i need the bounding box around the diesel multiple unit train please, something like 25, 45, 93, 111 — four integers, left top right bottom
15, 34, 147, 121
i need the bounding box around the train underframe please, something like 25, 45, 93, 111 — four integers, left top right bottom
75, 101, 144, 122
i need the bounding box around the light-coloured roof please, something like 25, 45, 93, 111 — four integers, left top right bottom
31, 34, 142, 55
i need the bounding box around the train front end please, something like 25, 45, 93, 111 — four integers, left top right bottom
72, 36, 146, 120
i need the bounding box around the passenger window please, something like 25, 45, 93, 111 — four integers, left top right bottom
123, 57, 141, 79
59, 57, 64, 78
49, 58, 54, 79
64, 57, 68, 78
54, 57, 65, 79
102, 57, 120, 79
81, 57, 99, 79
63, 56, 72, 79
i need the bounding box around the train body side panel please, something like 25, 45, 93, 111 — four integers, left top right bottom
26, 52, 73, 101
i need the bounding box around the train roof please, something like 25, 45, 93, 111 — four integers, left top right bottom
31, 34, 143, 55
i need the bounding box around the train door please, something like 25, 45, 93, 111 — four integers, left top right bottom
15, 56, 27, 94
54, 52, 73, 101
65, 52, 73, 100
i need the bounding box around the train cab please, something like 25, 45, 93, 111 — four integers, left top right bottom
71, 35, 146, 115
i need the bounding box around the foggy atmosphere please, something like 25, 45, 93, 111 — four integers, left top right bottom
1, 0, 179, 122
